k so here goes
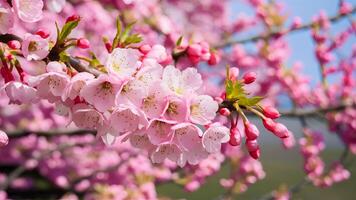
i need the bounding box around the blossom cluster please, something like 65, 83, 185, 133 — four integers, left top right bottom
2, 37, 233, 166
300, 129, 350, 187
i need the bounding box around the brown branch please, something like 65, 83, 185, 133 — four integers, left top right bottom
217, 7, 356, 48
278, 102, 354, 117
7, 129, 96, 138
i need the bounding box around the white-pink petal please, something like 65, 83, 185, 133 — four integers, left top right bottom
12, 0, 44, 23
146, 119, 175, 145
190, 95, 218, 125
202, 125, 230, 153
105, 48, 141, 78
80, 74, 123, 112
72, 104, 104, 130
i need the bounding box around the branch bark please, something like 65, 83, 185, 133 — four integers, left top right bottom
217, 7, 356, 48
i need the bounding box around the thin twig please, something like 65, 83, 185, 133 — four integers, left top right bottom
7, 129, 96, 138
217, 7, 356, 48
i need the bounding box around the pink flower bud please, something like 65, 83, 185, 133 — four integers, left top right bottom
339, 2, 353, 15
77, 38, 90, 49
244, 122, 259, 140
66, 14, 80, 23
273, 123, 289, 138
262, 118, 276, 132
291, 17, 302, 30
249, 148, 260, 159
242, 72, 257, 84
105, 42, 112, 53
229, 128, 241, 146
208, 52, 220, 65
187, 44, 202, 57
246, 139, 259, 152
139, 44, 151, 54
219, 108, 230, 116
7, 40, 21, 49
229, 67, 239, 81
35, 29, 50, 39
263, 106, 280, 119
0, 130, 8, 147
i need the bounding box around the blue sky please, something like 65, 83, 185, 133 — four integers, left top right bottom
230, 0, 356, 85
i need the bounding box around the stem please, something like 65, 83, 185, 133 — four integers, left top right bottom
216, 7, 356, 48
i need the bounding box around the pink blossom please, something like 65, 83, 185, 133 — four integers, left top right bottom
63, 72, 94, 101
146, 119, 176, 145
105, 48, 141, 78
141, 82, 169, 118
202, 124, 230, 153
2, 81, 38, 104
29, 71, 70, 103
109, 104, 148, 135
46, 0, 66, 13
21, 33, 49, 61
80, 74, 124, 112
151, 143, 183, 165
71, 103, 104, 130
0, 2, 14, 34
12, 0, 44, 23
0, 130, 8, 147
189, 95, 218, 125
162, 66, 202, 96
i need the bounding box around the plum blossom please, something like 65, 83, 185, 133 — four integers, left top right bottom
105, 48, 142, 78
109, 104, 148, 135
141, 82, 169, 118
202, 124, 230, 153
21, 33, 49, 60
151, 143, 183, 165
146, 119, 175, 145
46, 0, 66, 13
63, 72, 94, 101
189, 95, 218, 125
71, 103, 104, 130
0, 2, 14, 34
162, 65, 202, 96
2, 81, 38, 104
0, 130, 8, 147
12, 0, 44, 23
80, 74, 124, 112
29, 69, 70, 103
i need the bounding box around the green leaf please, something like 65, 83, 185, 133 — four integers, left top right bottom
58, 19, 80, 44
238, 96, 264, 107
123, 34, 142, 45
89, 52, 101, 67
176, 36, 183, 46
112, 17, 122, 49
119, 21, 136, 44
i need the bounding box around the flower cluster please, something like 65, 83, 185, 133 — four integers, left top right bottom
300, 128, 350, 187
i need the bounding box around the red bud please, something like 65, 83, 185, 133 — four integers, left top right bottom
246, 139, 259, 152
242, 72, 257, 84
263, 106, 281, 119
244, 122, 260, 140
229, 128, 241, 146
249, 148, 260, 159
66, 14, 80, 23
263, 118, 276, 132
219, 108, 231, 116
77, 38, 90, 49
